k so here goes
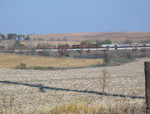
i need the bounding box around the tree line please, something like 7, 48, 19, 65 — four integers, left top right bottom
0, 33, 31, 40
80, 39, 112, 46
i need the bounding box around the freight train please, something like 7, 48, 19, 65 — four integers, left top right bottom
35, 44, 101, 49
7, 43, 150, 50
34, 43, 150, 49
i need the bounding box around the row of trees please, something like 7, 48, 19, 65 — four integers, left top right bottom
80, 39, 135, 46
80, 39, 112, 46
0, 33, 31, 40
96, 40, 112, 45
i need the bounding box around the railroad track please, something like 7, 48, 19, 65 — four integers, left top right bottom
1, 46, 150, 52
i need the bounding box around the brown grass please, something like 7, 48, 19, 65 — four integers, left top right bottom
0, 53, 103, 69
99, 69, 110, 94
40, 102, 146, 114
22, 40, 80, 46
30, 32, 150, 43
41, 102, 108, 114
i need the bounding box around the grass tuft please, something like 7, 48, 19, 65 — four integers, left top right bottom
41, 102, 108, 114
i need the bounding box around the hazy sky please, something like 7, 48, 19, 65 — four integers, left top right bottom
0, 0, 150, 34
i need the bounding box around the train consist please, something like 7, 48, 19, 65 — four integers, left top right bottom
7, 43, 150, 50
34, 43, 150, 49
32, 44, 101, 49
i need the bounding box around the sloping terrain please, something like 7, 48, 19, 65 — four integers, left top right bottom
0, 58, 148, 113
30, 32, 150, 42
0, 53, 103, 69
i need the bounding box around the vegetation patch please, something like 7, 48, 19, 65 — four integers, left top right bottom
40, 102, 146, 114
0, 53, 103, 69
34, 66, 49, 70
110, 58, 135, 66
41, 102, 108, 114
15, 63, 27, 69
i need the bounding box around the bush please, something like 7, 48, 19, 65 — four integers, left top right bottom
104, 53, 111, 65
15, 63, 27, 69
14, 40, 21, 49
34, 66, 48, 70
123, 39, 133, 44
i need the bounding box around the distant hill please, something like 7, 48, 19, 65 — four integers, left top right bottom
30, 32, 150, 43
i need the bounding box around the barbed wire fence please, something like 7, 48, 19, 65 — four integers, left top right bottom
0, 63, 149, 113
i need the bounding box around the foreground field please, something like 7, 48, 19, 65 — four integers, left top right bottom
0, 53, 103, 69
0, 58, 149, 113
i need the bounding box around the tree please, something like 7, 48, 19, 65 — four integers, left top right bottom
96, 40, 112, 45
102, 39, 112, 44
14, 40, 21, 49
0, 33, 5, 39
104, 53, 111, 65
8, 33, 17, 40
80, 40, 92, 46
25, 35, 31, 40
1, 34, 5, 39
123, 39, 133, 44
96, 41, 102, 45
31, 48, 36, 55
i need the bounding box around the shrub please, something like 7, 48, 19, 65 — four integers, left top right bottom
34, 66, 48, 70
104, 53, 111, 65
99, 69, 110, 94
15, 63, 27, 69
123, 39, 133, 44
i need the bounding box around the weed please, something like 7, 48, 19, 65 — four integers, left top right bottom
99, 69, 110, 94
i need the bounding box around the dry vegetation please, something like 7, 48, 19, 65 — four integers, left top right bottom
30, 32, 150, 43
0, 53, 103, 69
24, 40, 80, 46
0, 58, 149, 113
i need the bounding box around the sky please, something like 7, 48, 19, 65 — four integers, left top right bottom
0, 0, 150, 35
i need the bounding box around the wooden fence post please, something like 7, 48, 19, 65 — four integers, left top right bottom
145, 62, 150, 113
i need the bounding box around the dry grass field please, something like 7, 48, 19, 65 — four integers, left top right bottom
0, 58, 149, 113
30, 32, 150, 43
24, 40, 80, 46
0, 40, 81, 47
1, 32, 150, 48
0, 53, 103, 69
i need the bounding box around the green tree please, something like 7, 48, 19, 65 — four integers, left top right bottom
96, 41, 102, 45
0, 33, 5, 39
123, 39, 133, 44
8, 33, 17, 40
80, 40, 92, 46
1, 34, 5, 39
25, 35, 31, 40
102, 39, 112, 44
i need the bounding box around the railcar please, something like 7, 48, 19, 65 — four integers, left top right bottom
87, 44, 100, 48
58, 44, 70, 49
72, 45, 81, 48
71, 44, 100, 48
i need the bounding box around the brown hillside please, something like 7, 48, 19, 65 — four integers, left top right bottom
30, 32, 150, 43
